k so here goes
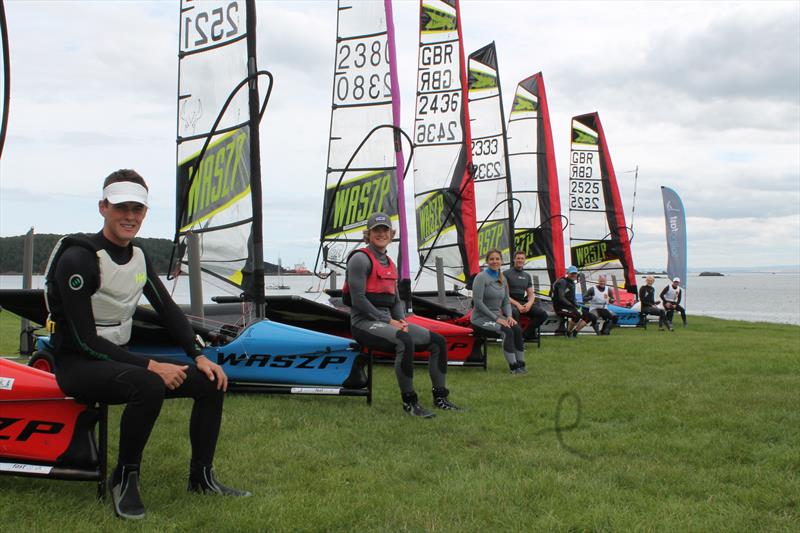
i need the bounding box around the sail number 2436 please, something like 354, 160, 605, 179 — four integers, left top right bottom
182, 1, 241, 50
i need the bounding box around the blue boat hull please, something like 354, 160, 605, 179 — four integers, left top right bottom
38, 320, 365, 388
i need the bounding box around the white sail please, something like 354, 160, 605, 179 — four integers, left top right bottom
569, 112, 637, 294
319, 1, 401, 273
413, 0, 479, 285
175, 0, 256, 291
506, 74, 565, 291
467, 42, 512, 265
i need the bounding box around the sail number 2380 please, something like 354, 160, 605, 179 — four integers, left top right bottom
183, 1, 240, 49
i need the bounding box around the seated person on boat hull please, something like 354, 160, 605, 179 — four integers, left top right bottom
472, 249, 528, 375
639, 275, 668, 330
345, 212, 463, 418
660, 277, 687, 327
46, 170, 249, 520
552, 266, 596, 337
583, 275, 617, 335
503, 250, 548, 340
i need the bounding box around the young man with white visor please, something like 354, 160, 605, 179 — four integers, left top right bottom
45, 169, 249, 520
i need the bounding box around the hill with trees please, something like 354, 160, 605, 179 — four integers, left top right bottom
0, 234, 285, 275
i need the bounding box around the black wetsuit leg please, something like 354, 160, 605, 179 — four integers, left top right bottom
55, 353, 223, 466
641, 305, 666, 328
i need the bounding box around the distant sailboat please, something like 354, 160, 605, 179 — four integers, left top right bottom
266, 258, 290, 290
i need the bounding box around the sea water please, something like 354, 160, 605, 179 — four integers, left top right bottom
2, 272, 798, 326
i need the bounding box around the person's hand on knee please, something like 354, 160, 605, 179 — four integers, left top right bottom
147, 360, 189, 390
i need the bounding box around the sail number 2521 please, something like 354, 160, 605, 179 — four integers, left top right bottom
183, 1, 240, 49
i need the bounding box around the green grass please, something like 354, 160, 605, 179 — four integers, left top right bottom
1, 310, 798, 532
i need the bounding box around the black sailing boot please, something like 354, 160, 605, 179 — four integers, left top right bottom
110, 464, 145, 520
432, 387, 464, 411
188, 464, 252, 497
402, 391, 435, 418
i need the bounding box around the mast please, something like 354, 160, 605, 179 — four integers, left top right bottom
384, 0, 411, 303
0, 0, 10, 160
245, 0, 265, 318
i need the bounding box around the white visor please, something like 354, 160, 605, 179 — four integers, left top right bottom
672, 277, 681, 283
103, 182, 149, 207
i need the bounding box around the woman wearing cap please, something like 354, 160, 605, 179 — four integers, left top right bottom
345, 212, 462, 418
639, 275, 668, 330
552, 266, 590, 337
46, 169, 249, 520
660, 277, 686, 327
470, 249, 527, 374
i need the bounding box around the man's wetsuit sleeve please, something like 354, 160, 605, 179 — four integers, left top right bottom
347, 252, 390, 322
53, 246, 150, 367
659, 286, 668, 302
142, 254, 202, 359
553, 279, 568, 308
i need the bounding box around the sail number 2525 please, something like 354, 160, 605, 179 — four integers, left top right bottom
183, 1, 240, 50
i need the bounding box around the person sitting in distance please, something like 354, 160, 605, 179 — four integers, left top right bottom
503, 250, 549, 340
552, 266, 593, 338
583, 275, 617, 335
639, 275, 668, 330
471, 248, 528, 374
660, 277, 687, 327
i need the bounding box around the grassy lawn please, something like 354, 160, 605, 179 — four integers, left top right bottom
1, 310, 798, 532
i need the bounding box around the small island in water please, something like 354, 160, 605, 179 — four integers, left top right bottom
699, 272, 724, 277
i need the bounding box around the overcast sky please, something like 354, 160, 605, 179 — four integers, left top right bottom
1, 0, 798, 271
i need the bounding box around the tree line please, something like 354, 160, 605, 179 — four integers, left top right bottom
0, 234, 284, 275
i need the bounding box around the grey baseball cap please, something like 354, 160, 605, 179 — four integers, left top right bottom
367, 212, 392, 230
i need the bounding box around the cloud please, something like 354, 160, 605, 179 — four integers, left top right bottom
1, 0, 798, 272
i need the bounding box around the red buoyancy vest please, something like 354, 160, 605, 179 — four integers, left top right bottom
343, 247, 398, 307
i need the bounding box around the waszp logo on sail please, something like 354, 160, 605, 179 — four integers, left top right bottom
325, 171, 395, 236
179, 129, 250, 228
572, 241, 613, 268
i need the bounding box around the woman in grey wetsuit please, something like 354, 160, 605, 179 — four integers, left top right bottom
470, 249, 527, 374
345, 212, 463, 418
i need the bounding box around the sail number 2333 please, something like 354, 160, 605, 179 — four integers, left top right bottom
182, 1, 241, 50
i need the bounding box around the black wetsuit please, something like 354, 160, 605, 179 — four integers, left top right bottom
49, 232, 223, 467
639, 284, 666, 328
503, 267, 548, 337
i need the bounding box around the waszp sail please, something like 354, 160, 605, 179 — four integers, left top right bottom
319, 1, 406, 278
505, 73, 565, 293
413, 0, 479, 286
467, 42, 514, 265
568, 112, 636, 296
174, 0, 266, 314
